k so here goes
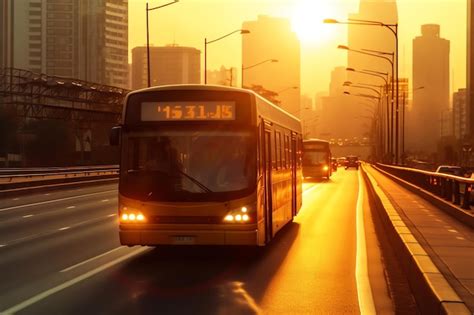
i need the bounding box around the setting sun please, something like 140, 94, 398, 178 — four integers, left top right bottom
291, 0, 339, 44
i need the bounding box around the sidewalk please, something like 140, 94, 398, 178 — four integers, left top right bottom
364, 165, 474, 313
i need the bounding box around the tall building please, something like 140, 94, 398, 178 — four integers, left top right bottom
453, 88, 468, 140
319, 67, 357, 140
468, 0, 474, 139
207, 66, 238, 87
131, 45, 201, 89
242, 15, 300, 115
0, 1, 6, 68
410, 24, 450, 154
347, 0, 398, 138
1, 0, 128, 88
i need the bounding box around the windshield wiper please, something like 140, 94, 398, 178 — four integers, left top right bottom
175, 168, 213, 193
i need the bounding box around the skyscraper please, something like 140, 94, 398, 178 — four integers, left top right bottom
1, 0, 128, 88
131, 45, 201, 89
242, 15, 300, 116
453, 88, 468, 140
347, 0, 398, 138
411, 24, 450, 154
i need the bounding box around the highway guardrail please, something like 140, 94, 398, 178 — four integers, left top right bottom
375, 163, 472, 210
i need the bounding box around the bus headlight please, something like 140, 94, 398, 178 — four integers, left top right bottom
323, 165, 329, 171
120, 207, 146, 223
223, 206, 253, 223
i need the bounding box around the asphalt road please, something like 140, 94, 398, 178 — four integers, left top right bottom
0, 169, 405, 314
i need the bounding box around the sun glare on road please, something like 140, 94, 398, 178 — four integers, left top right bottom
291, 0, 338, 44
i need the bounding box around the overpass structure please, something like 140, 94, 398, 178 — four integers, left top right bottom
0, 68, 127, 123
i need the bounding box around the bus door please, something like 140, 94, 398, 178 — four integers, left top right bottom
291, 135, 297, 216
263, 128, 273, 242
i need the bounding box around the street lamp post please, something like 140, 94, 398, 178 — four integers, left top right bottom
344, 91, 383, 160
204, 29, 250, 84
241, 59, 278, 88
338, 45, 395, 161
146, 0, 179, 88
346, 67, 390, 158
326, 18, 399, 163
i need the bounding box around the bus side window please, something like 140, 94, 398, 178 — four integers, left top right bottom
276, 131, 282, 169
272, 130, 277, 169
284, 135, 289, 169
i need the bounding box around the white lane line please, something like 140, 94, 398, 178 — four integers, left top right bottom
60, 247, 123, 272
0, 244, 5, 248
356, 170, 376, 315
303, 184, 320, 195
0, 190, 116, 213
12, 198, 20, 201
1, 247, 149, 314
66, 206, 76, 209
448, 229, 458, 233
107, 213, 116, 217
44, 193, 50, 196
456, 237, 466, 240
22, 215, 34, 218
58, 227, 70, 231
101, 199, 109, 202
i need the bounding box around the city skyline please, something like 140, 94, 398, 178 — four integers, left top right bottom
129, 0, 467, 99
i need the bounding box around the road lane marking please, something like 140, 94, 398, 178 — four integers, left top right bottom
101, 199, 109, 202
0, 245, 5, 248
66, 206, 76, 209
1, 247, 149, 314
448, 229, 458, 233
12, 198, 19, 201
0, 190, 116, 213
456, 237, 465, 240
4, 214, 116, 247
58, 227, 70, 231
356, 170, 376, 315
22, 215, 34, 218
60, 247, 123, 273
44, 193, 50, 196
107, 213, 116, 217
303, 184, 320, 195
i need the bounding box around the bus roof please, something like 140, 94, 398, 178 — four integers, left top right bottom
303, 139, 330, 144
125, 84, 301, 132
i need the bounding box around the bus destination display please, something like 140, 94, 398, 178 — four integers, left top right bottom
141, 102, 236, 121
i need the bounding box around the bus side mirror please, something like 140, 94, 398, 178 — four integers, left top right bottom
110, 126, 121, 146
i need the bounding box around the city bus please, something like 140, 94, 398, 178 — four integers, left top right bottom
302, 139, 332, 179
110, 85, 303, 246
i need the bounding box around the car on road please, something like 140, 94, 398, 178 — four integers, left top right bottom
435, 165, 468, 177
345, 156, 359, 170
331, 158, 338, 171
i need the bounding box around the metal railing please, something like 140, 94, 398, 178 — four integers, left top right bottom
376, 163, 473, 210
0, 166, 119, 191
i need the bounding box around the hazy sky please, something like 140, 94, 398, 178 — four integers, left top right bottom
129, 0, 466, 100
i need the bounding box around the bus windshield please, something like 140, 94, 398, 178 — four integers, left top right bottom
121, 130, 256, 202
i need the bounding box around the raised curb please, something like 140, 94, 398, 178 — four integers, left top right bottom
361, 164, 471, 315
372, 164, 474, 228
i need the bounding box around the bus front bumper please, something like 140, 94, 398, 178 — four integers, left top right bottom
119, 226, 258, 246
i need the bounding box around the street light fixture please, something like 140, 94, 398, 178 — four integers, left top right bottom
146, 0, 180, 88
327, 17, 399, 163
338, 44, 396, 160
204, 29, 250, 84
241, 59, 278, 88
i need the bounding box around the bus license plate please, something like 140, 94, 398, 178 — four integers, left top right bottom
172, 236, 195, 244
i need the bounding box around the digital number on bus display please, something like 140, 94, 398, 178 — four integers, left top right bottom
141, 102, 236, 121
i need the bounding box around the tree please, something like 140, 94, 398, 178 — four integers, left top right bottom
246, 84, 281, 105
